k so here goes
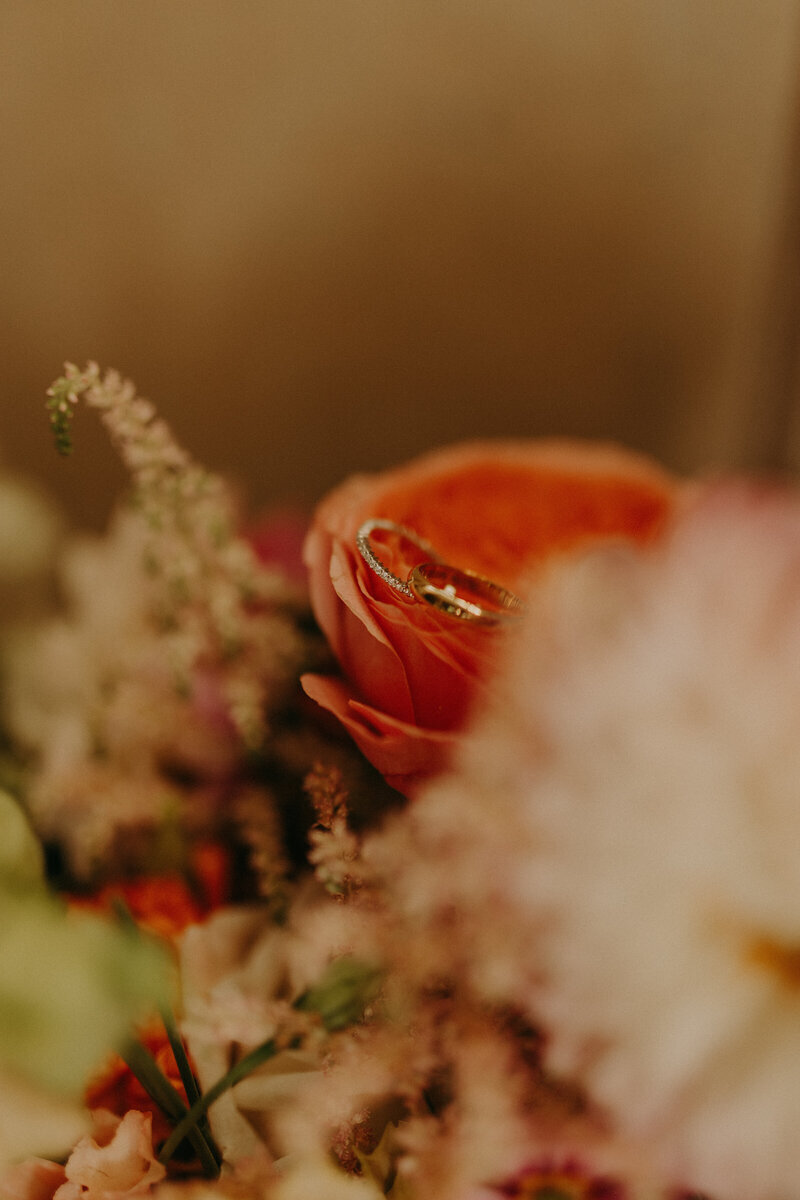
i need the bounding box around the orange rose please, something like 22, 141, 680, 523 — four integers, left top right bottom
302, 440, 678, 792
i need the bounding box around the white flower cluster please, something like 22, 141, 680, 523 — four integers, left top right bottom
393, 483, 800, 1199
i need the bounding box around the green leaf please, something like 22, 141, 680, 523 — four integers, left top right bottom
295, 957, 383, 1031
159, 1036, 281, 1165
0, 889, 170, 1096
159, 957, 382, 1168
121, 1038, 220, 1176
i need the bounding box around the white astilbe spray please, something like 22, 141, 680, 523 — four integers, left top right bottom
380, 482, 800, 1200
45, 361, 303, 748
3, 509, 236, 872
2, 363, 309, 871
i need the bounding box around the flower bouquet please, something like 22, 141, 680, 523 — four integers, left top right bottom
0, 363, 795, 1200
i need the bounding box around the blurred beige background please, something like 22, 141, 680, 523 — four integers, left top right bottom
1, 1, 799, 530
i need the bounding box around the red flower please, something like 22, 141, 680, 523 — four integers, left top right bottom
302, 439, 678, 792
69, 842, 231, 941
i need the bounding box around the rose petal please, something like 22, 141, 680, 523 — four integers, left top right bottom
301, 673, 456, 791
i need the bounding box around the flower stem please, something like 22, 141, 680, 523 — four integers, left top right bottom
121, 1037, 221, 1176
160, 1002, 203, 1108
158, 1037, 283, 1166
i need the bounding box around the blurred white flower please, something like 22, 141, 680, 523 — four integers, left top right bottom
269, 1155, 383, 1200
3, 510, 246, 871
415, 483, 800, 1200
179, 903, 326, 1165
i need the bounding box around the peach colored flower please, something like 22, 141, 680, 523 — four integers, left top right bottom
2, 1112, 166, 1200
54, 1111, 165, 1200
302, 439, 678, 791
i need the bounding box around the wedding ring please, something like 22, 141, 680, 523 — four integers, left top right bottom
356, 518, 525, 626
355, 518, 443, 597
408, 562, 525, 626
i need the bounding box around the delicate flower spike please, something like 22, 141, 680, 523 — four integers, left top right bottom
41, 363, 305, 752
305, 765, 364, 898
45, 362, 99, 456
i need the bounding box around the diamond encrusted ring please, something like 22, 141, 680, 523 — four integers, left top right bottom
355, 518, 443, 597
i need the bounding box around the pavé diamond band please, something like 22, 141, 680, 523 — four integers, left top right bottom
355, 518, 443, 597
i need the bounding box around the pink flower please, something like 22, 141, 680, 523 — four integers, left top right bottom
302, 439, 678, 791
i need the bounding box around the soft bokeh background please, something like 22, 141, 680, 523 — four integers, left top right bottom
1, 1, 799, 529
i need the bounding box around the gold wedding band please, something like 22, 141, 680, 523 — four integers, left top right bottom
355, 518, 525, 626
408, 562, 525, 626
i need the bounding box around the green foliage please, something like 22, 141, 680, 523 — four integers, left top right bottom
0, 890, 170, 1096
0, 789, 43, 889
0, 789, 171, 1097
